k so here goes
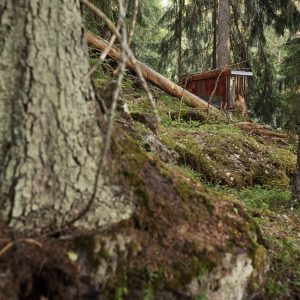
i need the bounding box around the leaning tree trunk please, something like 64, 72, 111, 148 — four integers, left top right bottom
292, 132, 300, 207
87, 32, 213, 110
217, 0, 230, 67
0, 0, 132, 231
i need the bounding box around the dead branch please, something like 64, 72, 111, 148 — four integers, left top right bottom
0, 239, 43, 257
81, 0, 161, 127
86, 32, 213, 111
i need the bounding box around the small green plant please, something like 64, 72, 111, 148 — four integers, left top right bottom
143, 286, 154, 300
263, 235, 300, 299
205, 184, 291, 211
142, 270, 159, 300
294, 267, 300, 288
239, 186, 291, 210
266, 278, 290, 299
196, 293, 208, 300
114, 286, 128, 300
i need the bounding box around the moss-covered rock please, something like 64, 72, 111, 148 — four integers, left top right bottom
160, 125, 295, 189
62, 126, 267, 299
125, 83, 296, 190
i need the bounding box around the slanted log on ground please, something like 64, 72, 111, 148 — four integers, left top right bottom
86, 31, 214, 110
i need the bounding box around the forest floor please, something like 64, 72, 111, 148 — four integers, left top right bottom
115, 70, 300, 299
0, 66, 299, 300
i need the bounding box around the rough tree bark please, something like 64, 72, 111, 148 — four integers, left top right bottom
0, 0, 133, 231
212, 0, 218, 69
292, 132, 300, 206
177, 0, 184, 79
217, 0, 230, 67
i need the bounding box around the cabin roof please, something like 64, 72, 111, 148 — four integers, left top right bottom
180, 68, 253, 83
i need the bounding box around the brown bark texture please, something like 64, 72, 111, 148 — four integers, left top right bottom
177, 0, 184, 79
217, 0, 230, 67
0, 0, 132, 231
212, 0, 218, 69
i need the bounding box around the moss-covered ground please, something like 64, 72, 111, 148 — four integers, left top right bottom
101, 68, 299, 299
0, 50, 297, 300
2, 66, 293, 299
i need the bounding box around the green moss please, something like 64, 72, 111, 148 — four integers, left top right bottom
254, 245, 268, 273
114, 286, 128, 300
160, 123, 295, 189
174, 178, 214, 214
263, 235, 300, 299
205, 184, 292, 212
91, 71, 277, 297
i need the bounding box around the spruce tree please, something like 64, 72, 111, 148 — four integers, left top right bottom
281, 36, 300, 206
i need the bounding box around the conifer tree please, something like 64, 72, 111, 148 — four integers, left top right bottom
281, 36, 300, 206
217, 0, 230, 67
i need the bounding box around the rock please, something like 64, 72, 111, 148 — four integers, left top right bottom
187, 253, 254, 300
131, 112, 159, 134
143, 132, 179, 163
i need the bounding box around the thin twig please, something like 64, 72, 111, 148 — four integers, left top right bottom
178, 73, 190, 122
0, 239, 42, 257
81, 0, 160, 132
125, 49, 161, 132
101, 0, 128, 167
82, 32, 118, 81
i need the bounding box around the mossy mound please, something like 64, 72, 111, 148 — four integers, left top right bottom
71, 127, 265, 299
122, 80, 296, 190
250, 209, 300, 299
161, 124, 296, 189
88, 68, 300, 299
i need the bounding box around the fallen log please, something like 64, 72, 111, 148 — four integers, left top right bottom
86, 31, 214, 110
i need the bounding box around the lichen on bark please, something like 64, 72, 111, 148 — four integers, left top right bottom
0, 0, 133, 231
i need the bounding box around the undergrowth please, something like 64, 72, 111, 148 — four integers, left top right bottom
206, 183, 291, 211
94, 65, 299, 299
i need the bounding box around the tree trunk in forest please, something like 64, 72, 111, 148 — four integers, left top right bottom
212, 0, 218, 69
177, 0, 184, 79
0, 0, 132, 231
292, 133, 300, 207
87, 32, 213, 110
217, 0, 230, 67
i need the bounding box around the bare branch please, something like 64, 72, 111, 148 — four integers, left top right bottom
81, 0, 160, 132
0, 239, 42, 257
206, 67, 226, 123
178, 73, 190, 122
82, 32, 118, 81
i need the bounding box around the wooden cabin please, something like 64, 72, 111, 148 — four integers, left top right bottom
181, 68, 253, 111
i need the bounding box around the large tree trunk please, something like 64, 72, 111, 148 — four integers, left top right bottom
292, 132, 300, 207
0, 0, 132, 231
177, 0, 184, 79
212, 0, 218, 69
217, 0, 230, 67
